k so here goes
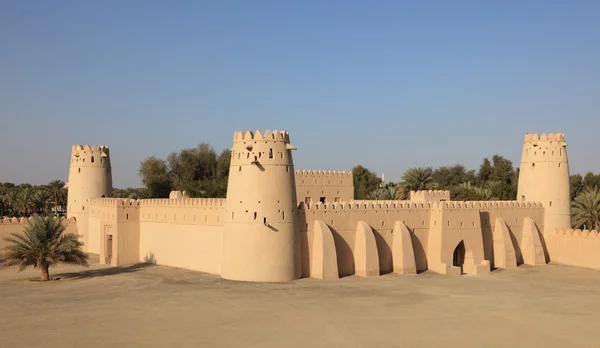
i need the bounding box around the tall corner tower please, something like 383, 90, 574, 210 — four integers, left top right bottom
67, 144, 113, 221
221, 130, 299, 282
517, 133, 571, 235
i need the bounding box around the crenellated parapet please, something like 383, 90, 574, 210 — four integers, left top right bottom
232, 130, 291, 143
555, 228, 600, 238
70, 144, 111, 166
410, 190, 450, 202
523, 133, 566, 143
550, 228, 600, 270
138, 198, 226, 207
0, 216, 76, 224
229, 130, 296, 168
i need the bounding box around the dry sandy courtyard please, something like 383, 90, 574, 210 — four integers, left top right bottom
1, 256, 600, 348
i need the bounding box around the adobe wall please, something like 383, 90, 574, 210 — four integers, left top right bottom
138, 198, 225, 275
0, 217, 78, 251
295, 170, 353, 205
546, 229, 600, 270
410, 190, 450, 202
89, 198, 140, 266
299, 200, 544, 277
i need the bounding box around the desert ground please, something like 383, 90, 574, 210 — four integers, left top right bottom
1, 255, 600, 348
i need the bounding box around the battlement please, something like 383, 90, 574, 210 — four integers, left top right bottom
523, 133, 566, 143
71, 144, 110, 154
89, 197, 140, 206
301, 200, 434, 211
555, 228, 600, 238
410, 190, 450, 202
233, 130, 290, 143
439, 200, 543, 209
295, 170, 352, 177
138, 198, 226, 207
0, 216, 76, 224
300, 200, 543, 212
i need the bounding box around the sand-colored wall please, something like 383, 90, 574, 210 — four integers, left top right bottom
0, 217, 78, 251
410, 190, 450, 202
138, 198, 225, 274
295, 170, 353, 204
299, 200, 544, 277
546, 229, 600, 270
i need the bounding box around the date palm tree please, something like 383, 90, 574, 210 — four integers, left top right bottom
34, 190, 52, 214
15, 188, 36, 216
401, 167, 435, 191
1, 215, 89, 281
4, 189, 19, 215
368, 184, 399, 200
47, 180, 67, 215
572, 187, 600, 230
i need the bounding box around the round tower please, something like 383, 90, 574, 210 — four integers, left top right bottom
517, 133, 571, 235
221, 130, 299, 282
67, 145, 113, 250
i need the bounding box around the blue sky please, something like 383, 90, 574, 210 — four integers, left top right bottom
1, 1, 599, 188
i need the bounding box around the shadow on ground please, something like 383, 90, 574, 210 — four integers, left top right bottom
57, 263, 154, 280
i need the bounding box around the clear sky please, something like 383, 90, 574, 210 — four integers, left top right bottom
1, 1, 599, 188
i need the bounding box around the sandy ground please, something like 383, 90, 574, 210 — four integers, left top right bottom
1, 256, 600, 348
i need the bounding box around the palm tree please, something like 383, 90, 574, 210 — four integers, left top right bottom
401, 167, 434, 191
1, 215, 89, 281
15, 188, 36, 216
4, 189, 19, 215
47, 180, 67, 215
34, 190, 52, 214
368, 185, 399, 200
572, 187, 600, 230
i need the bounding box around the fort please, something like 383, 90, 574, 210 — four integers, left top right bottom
3, 130, 599, 282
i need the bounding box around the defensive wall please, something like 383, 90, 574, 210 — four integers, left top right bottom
298, 200, 545, 278
87, 196, 225, 274
547, 229, 600, 270
409, 190, 450, 202
0, 217, 78, 251
295, 170, 354, 205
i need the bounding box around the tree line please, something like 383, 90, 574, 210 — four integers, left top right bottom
0, 180, 67, 217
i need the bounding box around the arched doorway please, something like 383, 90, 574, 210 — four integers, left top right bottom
453, 241, 466, 274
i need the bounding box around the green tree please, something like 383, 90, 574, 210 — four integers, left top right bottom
1, 215, 89, 281
432, 165, 476, 189
571, 187, 600, 230
139, 156, 172, 198
34, 190, 52, 214
47, 180, 67, 215
583, 172, 600, 190
352, 165, 382, 199
368, 184, 398, 200
15, 189, 36, 216
477, 158, 493, 184
400, 167, 434, 191
570, 174, 585, 201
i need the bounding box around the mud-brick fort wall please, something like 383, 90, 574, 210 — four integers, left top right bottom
0, 217, 78, 251
548, 229, 600, 269
298, 200, 544, 277
138, 197, 225, 274
294, 170, 353, 205
87, 197, 226, 274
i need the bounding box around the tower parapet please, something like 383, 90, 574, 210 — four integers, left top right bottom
517, 133, 570, 236
67, 144, 113, 251
221, 130, 299, 282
